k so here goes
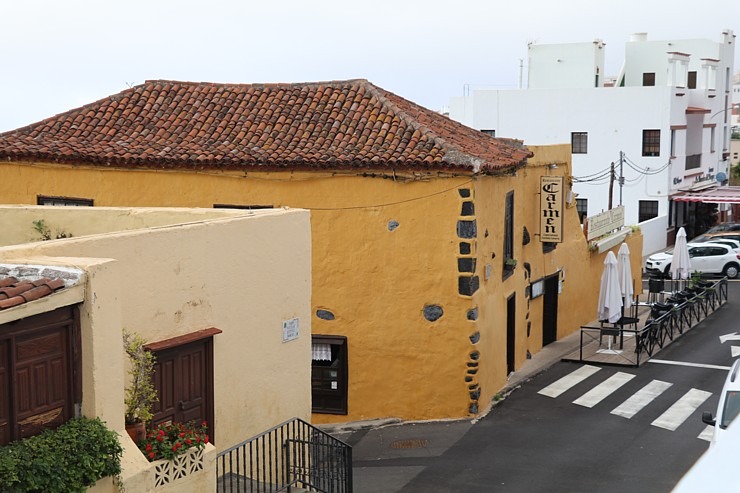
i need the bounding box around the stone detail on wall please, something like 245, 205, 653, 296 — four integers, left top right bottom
387, 220, 399, 231
458, 258, 476, 273
456, 220, 477, 239
423, 304, 444, 322
458, 187, 482, 416
458, 276, 480, 296
316, 309, 335, 320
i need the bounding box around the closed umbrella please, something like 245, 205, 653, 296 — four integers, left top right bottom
670, 227, 692, 291
617, 242, 634, 314
598, 251, 623, 324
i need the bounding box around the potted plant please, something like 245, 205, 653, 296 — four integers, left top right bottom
123, 330, 158, 443
138, 420, 209, 462
504, 258, 518, 269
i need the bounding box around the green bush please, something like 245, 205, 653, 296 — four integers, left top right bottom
0, 417, 122, 493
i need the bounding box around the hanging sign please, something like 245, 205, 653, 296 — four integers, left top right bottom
587, 206, 624, 240
540, 176, 564, 243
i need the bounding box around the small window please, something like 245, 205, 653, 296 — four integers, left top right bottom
480, 129, 495, 137
642, 130, 661, 157
576, 198, 588, 224
670, 129, 676, 157
312, 336, 348, 414
571, 132, 588, 154
642, 73, 656, 86
711, 127, 716, 153
37, 195, 93, 207
688, 71, 697, 89
638, 200, 659, 223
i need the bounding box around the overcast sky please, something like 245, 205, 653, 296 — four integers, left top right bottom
1, 0, 738, 132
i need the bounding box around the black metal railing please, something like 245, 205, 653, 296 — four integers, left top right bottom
216, 417, 352, 493
578, 278, 728, 366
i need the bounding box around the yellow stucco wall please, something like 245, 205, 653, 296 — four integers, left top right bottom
0, 207, 312, 490
0, 155, 642, 423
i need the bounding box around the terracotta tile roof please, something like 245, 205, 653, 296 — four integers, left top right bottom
0, 79, 531, 174
0, 277, 66, 310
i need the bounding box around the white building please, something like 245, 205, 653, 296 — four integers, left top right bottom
450, 30, 735, 256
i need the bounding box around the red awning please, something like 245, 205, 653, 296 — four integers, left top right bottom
673, 187, 740, 204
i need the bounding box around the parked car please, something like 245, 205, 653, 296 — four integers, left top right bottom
691, 232, 740, 244
699, 238, 740, 254
644, 242, 740, 279
702, 359, 740, 445
706, 223, 740, 234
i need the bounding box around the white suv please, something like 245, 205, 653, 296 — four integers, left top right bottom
702, 359, 740, 445
644, 242, 740, 279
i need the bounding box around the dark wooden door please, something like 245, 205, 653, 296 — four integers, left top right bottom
151, 338, 214, 440
0, 306, 79, 446
542, 274, 559, 346
506, 294, 516, 375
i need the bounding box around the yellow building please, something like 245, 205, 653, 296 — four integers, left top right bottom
0, 79, 642, 424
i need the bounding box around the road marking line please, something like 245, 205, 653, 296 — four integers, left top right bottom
611, 380, 673, 419
651, 389, 712, 431
573, 372, 635, 408
697, 425, 714, 442
649, 359, 731, 371
538, 365, 600, 398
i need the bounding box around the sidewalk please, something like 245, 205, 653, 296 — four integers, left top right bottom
320, 330, 584, 493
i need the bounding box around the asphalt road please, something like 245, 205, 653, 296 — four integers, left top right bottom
349, 282, 740, 493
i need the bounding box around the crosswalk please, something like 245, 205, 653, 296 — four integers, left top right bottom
538, 364, 716, 442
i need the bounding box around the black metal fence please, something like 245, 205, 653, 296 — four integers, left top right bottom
578, 278, 728, 366
216, 417, 352, 493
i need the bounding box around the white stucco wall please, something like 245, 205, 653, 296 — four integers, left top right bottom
449, 31, 735, 256
0, 206, 312, 492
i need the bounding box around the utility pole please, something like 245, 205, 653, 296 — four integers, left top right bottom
608, 162, 615, 210
619, 151, 624, 206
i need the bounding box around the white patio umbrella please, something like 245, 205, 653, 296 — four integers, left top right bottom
670, 227, 692, 291
598, 251, 623, 324
617, 242, 634, 314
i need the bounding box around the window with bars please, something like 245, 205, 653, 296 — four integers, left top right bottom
37, 195, 93, 206
642, 129, 661, 157
571, 132, 588, 154
638, 200, 659, 223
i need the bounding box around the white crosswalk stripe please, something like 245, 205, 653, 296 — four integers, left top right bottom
651, 389, 712, 431
697, 425, 715, 442
573, 372, 635, 408
538, 365, 601, 398
611, 380, 673, 419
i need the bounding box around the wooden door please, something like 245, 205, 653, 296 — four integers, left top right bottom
0, 306, 79, 446
151, 338, 214, 440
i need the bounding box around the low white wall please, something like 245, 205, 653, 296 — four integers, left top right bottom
639, 214, 669, 261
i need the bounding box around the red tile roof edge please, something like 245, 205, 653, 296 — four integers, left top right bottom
0, 277, 66, 311
0, 79, 532, 175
